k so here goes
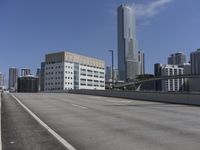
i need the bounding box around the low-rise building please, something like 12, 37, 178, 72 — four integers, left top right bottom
17, 75, 39, 93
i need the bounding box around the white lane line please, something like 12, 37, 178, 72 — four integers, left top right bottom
89, 96, 102, 99
106, 100, 132, 103
0, 92, 2, 150
10, 94, 76, 150
71, 104, 88, 109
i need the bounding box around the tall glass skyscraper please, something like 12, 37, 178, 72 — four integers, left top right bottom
117, 4, 140, 81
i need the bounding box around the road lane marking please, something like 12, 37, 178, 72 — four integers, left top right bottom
71, 104, 88, 109
89, 96, 102, 99
106, 100, 132, 103
10, 94, 77, 150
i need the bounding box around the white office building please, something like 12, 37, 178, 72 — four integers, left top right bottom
44, 51, 105, 91
156, 64, 184, 91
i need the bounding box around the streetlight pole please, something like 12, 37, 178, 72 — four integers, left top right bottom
109, 50, 114, 88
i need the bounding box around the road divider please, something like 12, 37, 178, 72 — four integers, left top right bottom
69, 90, 200, 106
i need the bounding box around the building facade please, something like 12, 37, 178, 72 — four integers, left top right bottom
9, 68, 19, 92
188, 49, 200, 91
21, 68, 31, 77
168, 52, 186, 65
17, 75, 39, 93
154, 64, 184, 91
40, 62, 45, 92
105, 66, 112, 82
44, 51, 105, 91
117, 4, 140, 81
0, 72, 6, 90
0, 72, 4, 87
138, 51, 145, 74
190, 49, 200, 75
105, 66, 118, 82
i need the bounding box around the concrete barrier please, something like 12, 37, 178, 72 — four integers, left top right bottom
68, 90, 200, 106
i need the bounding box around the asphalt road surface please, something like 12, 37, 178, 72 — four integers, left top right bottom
2, 92, 200, 150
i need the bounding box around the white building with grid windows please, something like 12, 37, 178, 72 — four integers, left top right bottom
44, 51, 105, 91
160, 64, 184, 91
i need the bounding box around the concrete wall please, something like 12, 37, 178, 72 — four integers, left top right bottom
68, 90, 200, 106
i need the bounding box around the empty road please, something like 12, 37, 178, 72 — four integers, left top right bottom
2, 92, 200, 150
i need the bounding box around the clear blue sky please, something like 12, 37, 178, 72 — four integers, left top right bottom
1, 0, 200, 80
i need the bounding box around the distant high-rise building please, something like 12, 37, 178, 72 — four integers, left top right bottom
138, 51, 145, 74
105, 66, 118, 82
0, 72, 6, 90
154, 64, 184, 91
40, 62, 45, 92
190, 49, 200, 75
36, 68, 41, 77
188, 49, 200, 91
9, 68, 19, 91
0, 72, 4, 86
168, 52, 186, 65
113, 69, 119, 81
154, 63, 162, 91
105, 66, 112, 82
36, 68, 41, 91
21, 68, 31, 77
117, 4, 140, 81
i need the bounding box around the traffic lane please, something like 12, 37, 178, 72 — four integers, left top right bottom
18, 93, 200, 127
1, 93, 67, 150
14, 93, 200, 150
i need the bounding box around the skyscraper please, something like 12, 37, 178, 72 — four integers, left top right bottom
0, 72, 4, 87
189, 48, 200, 91
40, 62, 45, 91
190, 49, 200, 75
9, 68, 19, 91
138, 51, 145, 74
117, 4, 140, 81
21, 68, 31, 77
168, 52, 186, 65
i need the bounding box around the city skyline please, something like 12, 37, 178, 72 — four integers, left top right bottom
1, 0, 200, 78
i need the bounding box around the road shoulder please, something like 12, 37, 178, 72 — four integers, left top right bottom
1, 93, 67, 150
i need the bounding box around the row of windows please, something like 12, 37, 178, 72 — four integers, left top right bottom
45, 88, 62, 90
80, 83, 105, 87
79, 64, 104, 70
46, 71, 64, 75
80, 69, 104, 74
45, 82, 73, 86
46, 65, 63, 70
46, 65, 73, 70
46, 82, 63, 85
46, 76, 64, 80
80, 73, 104, 78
